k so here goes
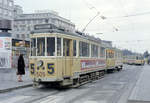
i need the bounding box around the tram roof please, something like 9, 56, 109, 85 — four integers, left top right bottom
31, 29, 102, 43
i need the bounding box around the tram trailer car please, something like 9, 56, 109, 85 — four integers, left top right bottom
134, 56, 145, 65
124, 55, 144, 66
105, 48, 123, 72
106, 48, 116, 72
29, 24, 108, 87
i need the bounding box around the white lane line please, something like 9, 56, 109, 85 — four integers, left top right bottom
84, 100, 107, 103
40, 96, 62, 103
0, 96, 30, 103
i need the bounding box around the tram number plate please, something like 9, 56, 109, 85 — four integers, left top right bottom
35, 72, 45, 77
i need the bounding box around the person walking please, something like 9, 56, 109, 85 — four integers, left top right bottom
17, 54, 25, 82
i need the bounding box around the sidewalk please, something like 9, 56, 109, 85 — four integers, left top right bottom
0, 68, 32, 93
128, 65, 150, 103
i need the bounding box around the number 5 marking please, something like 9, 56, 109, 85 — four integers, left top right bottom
30, 64, 34, 74
47, 63, 55, 74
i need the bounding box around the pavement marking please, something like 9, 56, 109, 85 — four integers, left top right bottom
84, 100, 107, 103
0, 95, 30, 103
40, 96, 62, 103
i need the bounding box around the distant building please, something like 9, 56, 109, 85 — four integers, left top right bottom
101, 40, 112, 48
14, 5, 23, 18
12, 10, 75, 40
0, 0, 14, 20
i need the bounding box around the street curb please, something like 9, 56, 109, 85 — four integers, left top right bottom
128, 100, 150, 103
0, 84, 32, 93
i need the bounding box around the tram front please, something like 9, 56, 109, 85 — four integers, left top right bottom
29, 34, 62, 86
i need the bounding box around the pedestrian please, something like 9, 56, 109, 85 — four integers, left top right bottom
17, 54, 25, 82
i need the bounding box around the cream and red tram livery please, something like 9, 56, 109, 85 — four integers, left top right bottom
124, 55, 144, 65
29, 24, 107, 87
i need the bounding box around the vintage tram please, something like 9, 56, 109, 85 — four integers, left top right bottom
123, 55, 144, 65
29, 24, 123, 87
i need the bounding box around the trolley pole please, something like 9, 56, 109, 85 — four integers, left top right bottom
82, 12, 100, 33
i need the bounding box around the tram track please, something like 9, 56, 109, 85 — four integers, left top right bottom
24, 90, 61, 103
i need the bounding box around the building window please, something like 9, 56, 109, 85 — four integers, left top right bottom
21, 21, 25, 24
27, 20, 30, 24
22, 34, 25, 38
0, 8, 2, 14
38, 20, 43, 24
27, 26, 31, 31
33, 20, 37, 24
45, 19, 49, 23
9, 1, 13, 7
79, 41, 89, 57
3, 0, 7, 5
0, 0, 2, 3
16, 34, 19, 38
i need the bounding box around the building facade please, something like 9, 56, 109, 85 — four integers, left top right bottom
0, 0, 14, 20
0, 0, 14, 68
14, 5, 23, 18
13, 10, 75, 40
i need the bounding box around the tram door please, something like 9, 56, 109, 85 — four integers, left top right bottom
63, 38, 73, 77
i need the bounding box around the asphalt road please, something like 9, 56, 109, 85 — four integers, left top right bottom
0, 65, 143, 103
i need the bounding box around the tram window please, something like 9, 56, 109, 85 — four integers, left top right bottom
31, 38, 36, 56
37, 38, 45, 56
91, 44, 98, 57
73, 40, 76, 56
110, 51, 114, 58
47, 37, 55, 56
79, 41, 89, 57
100, 47, 105, 58
63, 39, 70, 56
106, 50, 113, 58
57, 38, 61, 56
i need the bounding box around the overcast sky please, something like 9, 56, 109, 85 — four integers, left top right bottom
15, 0, 150, 53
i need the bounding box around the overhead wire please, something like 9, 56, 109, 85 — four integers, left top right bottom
82, 0, 119, 32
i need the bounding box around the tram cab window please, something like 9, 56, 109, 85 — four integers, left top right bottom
47, 37, 55, 56
37, 38, 45, 56
91, 44, 98, 57
63, 39, 71, 56
57, 38, 61, 56
73, 40, 76, 56
107, 50, 114, 58
79, 41, 89, 57
100, 47, 105, 58
31, 38, 36, 56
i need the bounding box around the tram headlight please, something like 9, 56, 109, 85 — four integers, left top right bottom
37, 60, 43, 67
